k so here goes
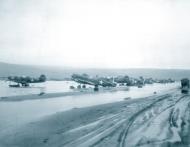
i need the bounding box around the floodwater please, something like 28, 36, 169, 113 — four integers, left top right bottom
0, 81, 180, 133
0, 80, 85, 97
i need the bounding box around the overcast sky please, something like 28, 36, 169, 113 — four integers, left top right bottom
0, 0, 190, 69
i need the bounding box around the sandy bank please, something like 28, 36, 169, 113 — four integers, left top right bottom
0, 91, 93, 101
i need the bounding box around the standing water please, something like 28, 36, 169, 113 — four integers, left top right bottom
0, 81, 180, 133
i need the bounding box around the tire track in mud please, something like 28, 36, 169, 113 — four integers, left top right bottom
63, 112, 127, 147
62, 101, 146, 146
64, 93, 176, 147
59, 91, 187, 147
119, 93, 189, 147
91, 94, 174, 147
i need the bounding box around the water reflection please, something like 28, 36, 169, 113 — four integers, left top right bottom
0, 81, 82, 97
0, 82, 179, 133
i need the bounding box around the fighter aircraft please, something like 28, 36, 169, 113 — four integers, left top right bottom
7, 74, 47, 87
71, 74, 116, 87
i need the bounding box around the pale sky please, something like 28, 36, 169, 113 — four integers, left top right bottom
0, 0, 190, 69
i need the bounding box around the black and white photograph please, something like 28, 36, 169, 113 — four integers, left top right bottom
0, 0, 190, 147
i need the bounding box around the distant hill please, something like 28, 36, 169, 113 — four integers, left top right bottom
0, 62, 71, 80
0, 62, 190, 80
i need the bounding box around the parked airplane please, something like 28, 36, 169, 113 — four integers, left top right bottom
7, 74, 46, 87
71, 74, 116, 87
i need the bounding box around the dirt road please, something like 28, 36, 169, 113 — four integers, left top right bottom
0, 89, 190, 147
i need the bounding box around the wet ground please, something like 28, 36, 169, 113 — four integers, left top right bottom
0, 83, 179, 134
0, 88, 190, 147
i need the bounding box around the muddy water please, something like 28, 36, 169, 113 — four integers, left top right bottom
0, 80, 92, 97
0, 82, 179, 133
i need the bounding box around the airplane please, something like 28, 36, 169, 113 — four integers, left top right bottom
71, 74, 116, 87
7, 74, 47, 87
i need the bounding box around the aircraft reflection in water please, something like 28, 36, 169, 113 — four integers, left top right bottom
7, 75, 46, 87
